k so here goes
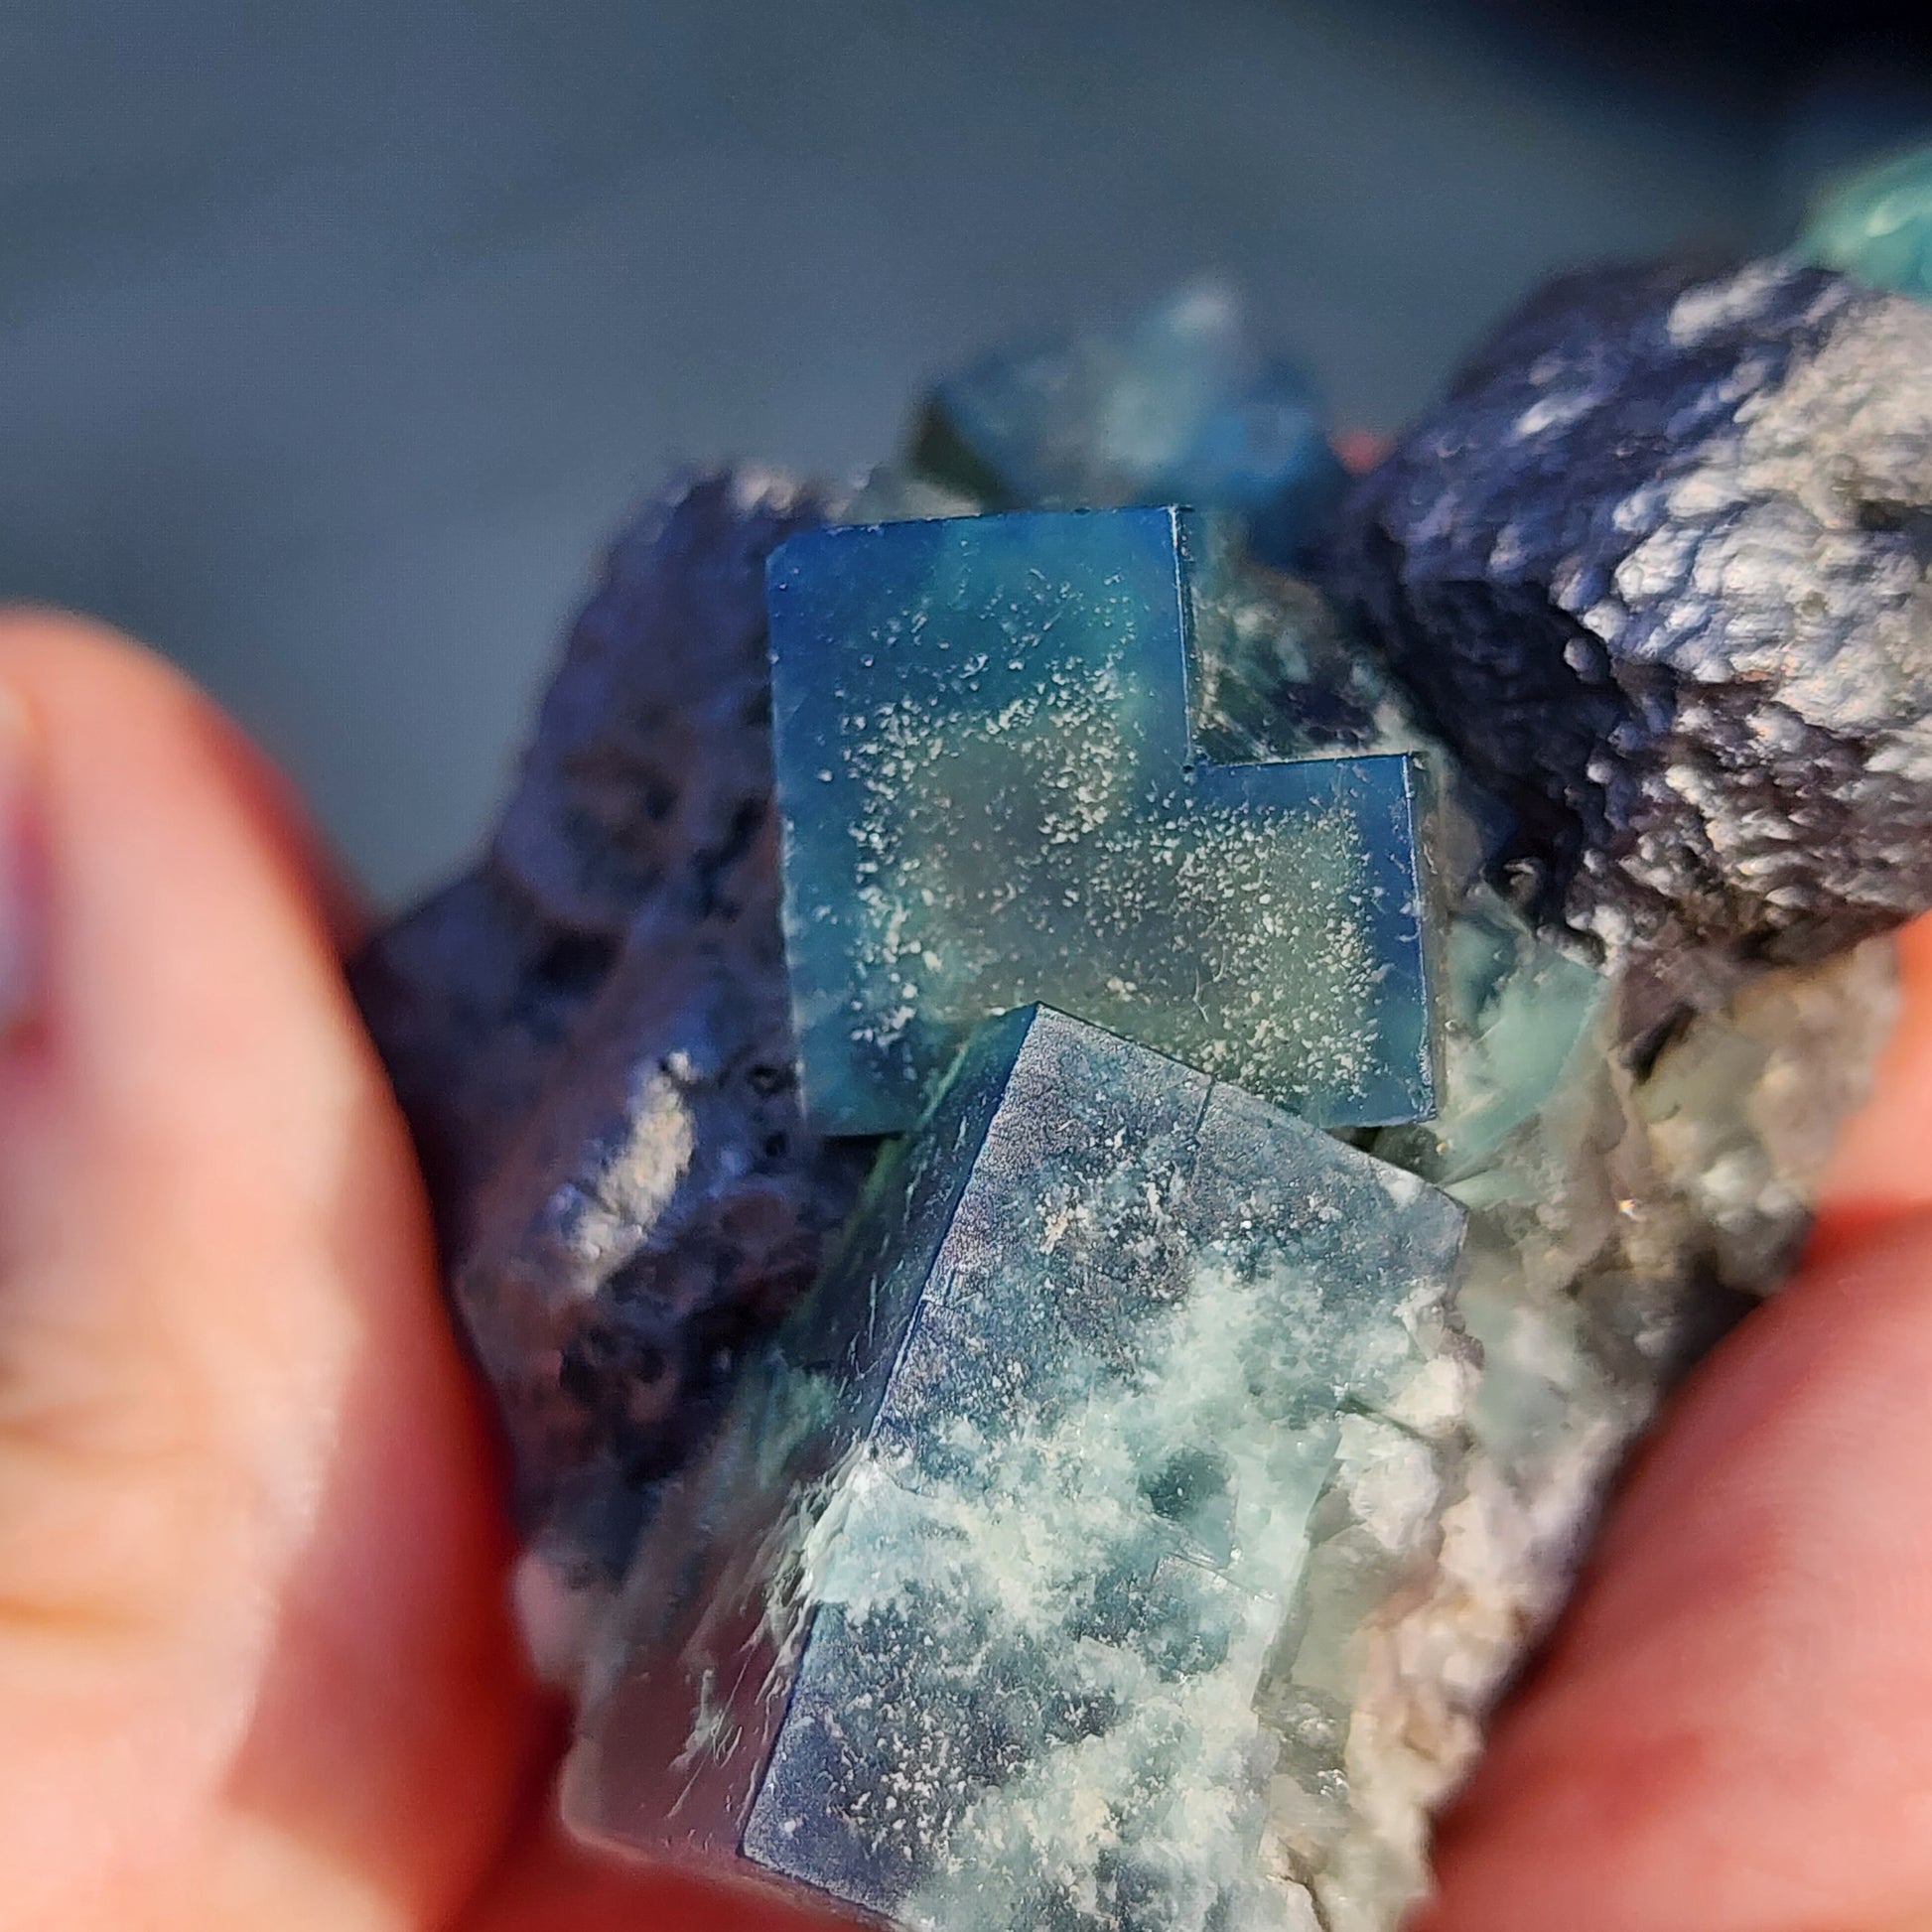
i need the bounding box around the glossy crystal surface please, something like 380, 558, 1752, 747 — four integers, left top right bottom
565, 1004, 1467, 1931
766, 505, 1436, 1136
911, 283, 1348, 569
1800, 142, 1932, 299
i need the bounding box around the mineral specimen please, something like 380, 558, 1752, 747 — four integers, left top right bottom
565, 1004, 1468, 1932
1325, 255, 1932, 1006
1289, 886, 1897, 1930
911, 282, 1348, 569
1800, 140, 1932, 300
351, 471, 870, 1581
349, 263, 1918, 1932
766, 506, 1437, 1135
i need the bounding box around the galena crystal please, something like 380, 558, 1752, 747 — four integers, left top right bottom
565, 1003, 1467, 1932
350, 472, 870, 1582
1800, 140, 1932, 300
766, 505, 1436, 1135
910, 283, 1348, 570
1325, 256, 1932, 1011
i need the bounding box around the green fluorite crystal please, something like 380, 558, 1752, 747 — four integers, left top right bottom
565, 1004, 1467, 1931
1799, 141, 1932, 299
909, 282, 1348, 570
765, 506, 1437, 1136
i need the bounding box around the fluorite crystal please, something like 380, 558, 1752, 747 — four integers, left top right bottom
565, 1004, 1467, 1931
349, 262, 1921, 1932
1325, 256, 1932, 1011
911, 283, 1348, 570
1800, 141, 1932, 300
766, 506, 1436, 1135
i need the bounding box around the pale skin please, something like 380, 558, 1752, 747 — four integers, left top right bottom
3, 611, 1932, 1932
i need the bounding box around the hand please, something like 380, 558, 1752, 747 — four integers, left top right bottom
0, 613, 1927, 1932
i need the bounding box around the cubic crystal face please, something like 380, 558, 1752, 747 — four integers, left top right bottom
911, 282, 1348, 570
767, 506, 1437, 1136
565, 1004, 1467, 1931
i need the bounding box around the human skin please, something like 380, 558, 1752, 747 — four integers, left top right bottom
0, 611, 1929, 1932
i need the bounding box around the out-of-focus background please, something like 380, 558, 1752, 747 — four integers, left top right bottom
5, 0, 1931, 904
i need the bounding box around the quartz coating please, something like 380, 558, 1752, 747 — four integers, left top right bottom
1327, 255, 1932, 1001
565, 1005, 1467, 1932
767, 506, 1436, 1134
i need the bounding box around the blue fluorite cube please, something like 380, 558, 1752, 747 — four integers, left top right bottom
912, 283, 1348, 569
564, 1004, 1467, 1931
766, 505, 1437, 1136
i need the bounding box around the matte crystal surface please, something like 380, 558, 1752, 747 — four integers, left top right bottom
767, 506, 1436, 1135
1801, 142, 1932, 299
1327, 255, 1932, 1005
566, 1005, 1467, 1931
911, 284, 1347, 569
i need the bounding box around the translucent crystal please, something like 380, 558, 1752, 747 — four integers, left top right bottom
1186, 552, 1417, 760
766, 505, 1437, 1136
1799, 141, 1932, 299
564, 1004, 1467, 1931
839, 468, 1415, 761
911, 283, 1348, 569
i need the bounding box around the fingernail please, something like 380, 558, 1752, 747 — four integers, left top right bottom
0, 689, 42, 1039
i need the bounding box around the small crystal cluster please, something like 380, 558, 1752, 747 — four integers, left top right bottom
354, 232, 1931, 1930
766, 506, 1434, 1134
908, 281, 1347, 571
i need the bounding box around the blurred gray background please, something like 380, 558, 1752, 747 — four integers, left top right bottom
4, 0, 1931, 904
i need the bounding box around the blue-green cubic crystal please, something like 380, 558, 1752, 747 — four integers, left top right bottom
1798, 141, 1932, 301
765, 506, 1437, 1136
910, 283, 1349, 569
564, 1004, 1467, 1931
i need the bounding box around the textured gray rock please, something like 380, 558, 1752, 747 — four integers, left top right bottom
350, 469, 870, 1581
1638, 935, 1900, 1291
1327, 256, 1932, 1000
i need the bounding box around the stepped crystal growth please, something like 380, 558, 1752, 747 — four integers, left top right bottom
766, 506, 1435, 1135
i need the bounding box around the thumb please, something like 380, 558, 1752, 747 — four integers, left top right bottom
0, 614, 536, 1929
